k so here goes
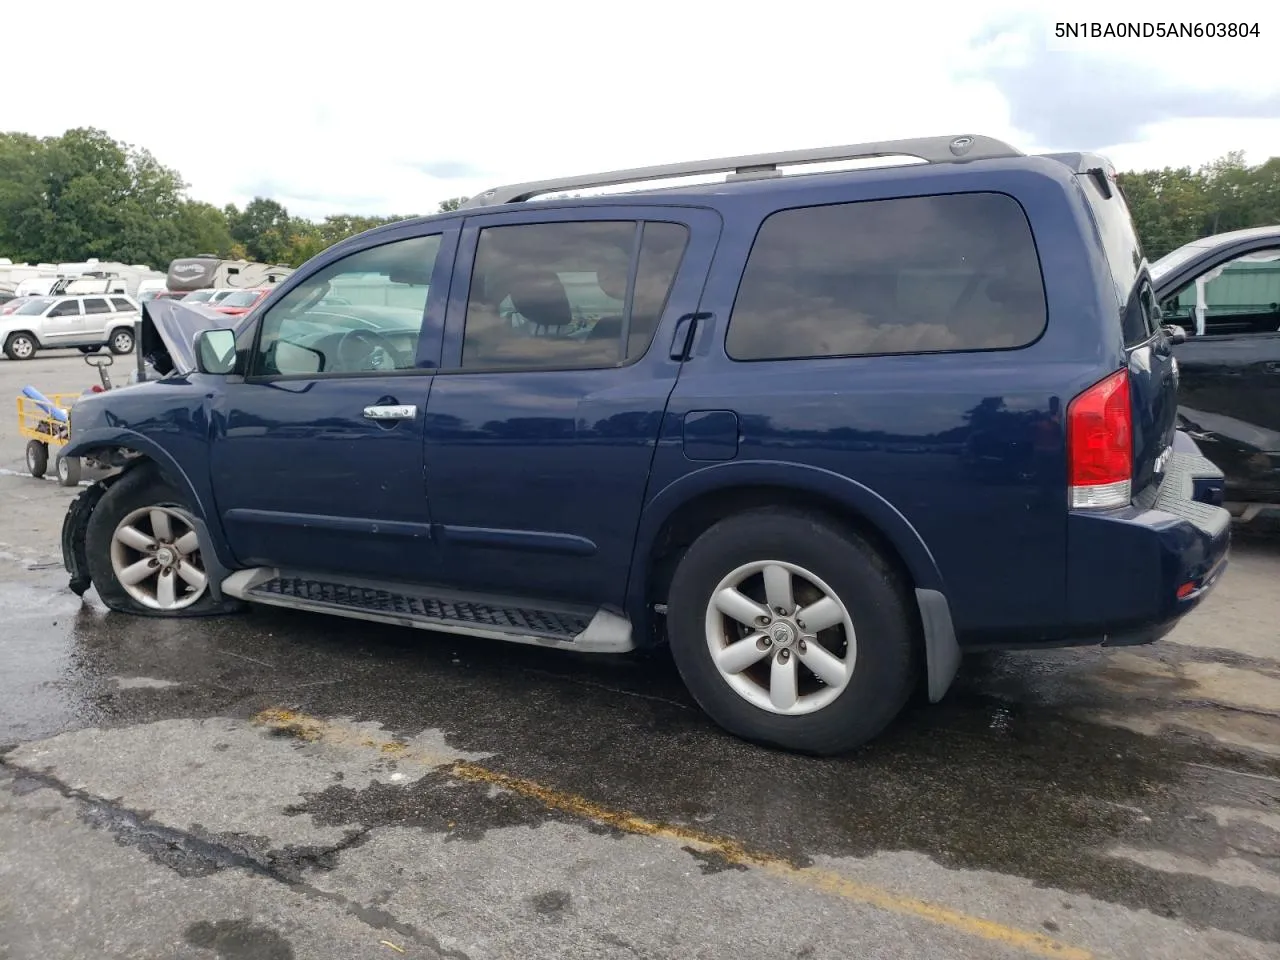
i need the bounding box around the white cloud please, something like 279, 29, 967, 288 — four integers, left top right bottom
1, 0, 1275, 219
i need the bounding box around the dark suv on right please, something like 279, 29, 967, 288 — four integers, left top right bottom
58, 134, 1230, 755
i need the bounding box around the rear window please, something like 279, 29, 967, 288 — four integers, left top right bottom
725, 192, 1048, 361
110, 297, 135, 312
221, 290, 262, 307
1079, 173, 1154, 346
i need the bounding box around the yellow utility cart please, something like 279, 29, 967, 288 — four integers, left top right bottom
17, 387, 85, 486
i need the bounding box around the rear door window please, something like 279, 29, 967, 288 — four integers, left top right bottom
725, 192, 1048, 361
83, 298, 111, 314
110, 297, 135, 312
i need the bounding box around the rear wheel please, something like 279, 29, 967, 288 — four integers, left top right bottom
4, 332, 37, 361
56, 453, 82, 487
108, 328, 134, 355
25, 440, 48, 478
85, 465, 239, 617
666, 507, 917, 755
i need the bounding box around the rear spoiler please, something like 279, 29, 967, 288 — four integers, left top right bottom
1039, 151, 1119, 199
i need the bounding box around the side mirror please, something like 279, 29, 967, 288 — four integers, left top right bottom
194, 328, 238, 374
1162, 324, 1187, 345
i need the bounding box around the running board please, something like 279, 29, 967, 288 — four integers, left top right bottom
220, 568, 634, 653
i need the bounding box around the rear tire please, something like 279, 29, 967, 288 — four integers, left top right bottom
4, 332, 37, 361
26, 440, 48, 478
666, 507, 917, 755
85, 465, 241, 617
56, 453, 82, 487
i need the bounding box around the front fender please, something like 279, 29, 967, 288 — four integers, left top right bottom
625, 459, 947, 623
62, 426, 236, 573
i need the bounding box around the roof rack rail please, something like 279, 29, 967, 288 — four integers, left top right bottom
460, 134, 1022, 209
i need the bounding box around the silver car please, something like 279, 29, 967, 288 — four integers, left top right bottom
0, 294, 140, 361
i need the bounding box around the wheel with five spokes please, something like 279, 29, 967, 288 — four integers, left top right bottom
666, 507, 917, 755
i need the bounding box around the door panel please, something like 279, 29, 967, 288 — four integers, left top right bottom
208, 228, 455, 581
424, 207, 720, 607
39, 301, 83, 343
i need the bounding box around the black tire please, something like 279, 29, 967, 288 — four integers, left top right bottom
108, 328, 135, 355
85, 464, 241, 617
78, 345, 103, 354
666, 507, 917, 755
56, 453, 82, 487
4, 331, 37, 361
25, 440, 48, 478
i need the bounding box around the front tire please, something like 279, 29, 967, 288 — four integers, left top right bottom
84, 465, 238, 617
4, 332, 37, 361
666, 507, 917, 755
26, 440, 48, 478
108, 328, 135, 355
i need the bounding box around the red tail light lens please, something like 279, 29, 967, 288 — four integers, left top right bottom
1067, 368, 1131, 509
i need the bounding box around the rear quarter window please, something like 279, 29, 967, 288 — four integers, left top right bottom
725, 192, 1047, 361
1078, 173, 1154, 346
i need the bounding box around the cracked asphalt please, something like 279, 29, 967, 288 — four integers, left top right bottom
2, 353, 1279, 960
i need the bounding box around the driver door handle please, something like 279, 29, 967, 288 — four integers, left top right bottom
363, 404, 417, 421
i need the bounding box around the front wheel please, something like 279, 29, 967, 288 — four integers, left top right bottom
26, 440, 48, 478
84, 466, 240, 617
666, 507, 917, 755
108, 328, 135, 355
4, 332, 37, 361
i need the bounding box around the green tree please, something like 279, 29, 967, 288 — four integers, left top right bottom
226, 196, 292, 263
438, 196, 467, 212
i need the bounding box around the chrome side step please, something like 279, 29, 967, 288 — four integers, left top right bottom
220, 568, 634, 653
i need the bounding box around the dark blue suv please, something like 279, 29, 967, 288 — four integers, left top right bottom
59, 134, 1231, 754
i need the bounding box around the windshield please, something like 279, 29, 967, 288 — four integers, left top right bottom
15, 297, 53, 315
220, 290, 262, 307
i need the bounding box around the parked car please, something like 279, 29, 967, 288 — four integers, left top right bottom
1151, 225, 1280, 520
150, 290, 189, 302
181, 288, 237, 306
57, 135, 1229, 754
211, 287, 271, 317
1, 295, 38, 316
1, 294, 139, 360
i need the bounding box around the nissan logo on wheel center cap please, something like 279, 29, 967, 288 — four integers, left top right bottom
769, 622, 795, 647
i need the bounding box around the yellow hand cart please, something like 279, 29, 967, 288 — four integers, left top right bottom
17, 387, 85, 486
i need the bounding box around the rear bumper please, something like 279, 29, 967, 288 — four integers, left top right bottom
1064, 435, 1230, 644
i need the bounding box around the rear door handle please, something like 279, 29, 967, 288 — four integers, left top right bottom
363, 404, 417, 421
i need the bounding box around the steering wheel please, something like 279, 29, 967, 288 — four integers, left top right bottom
334, 328, 401, 372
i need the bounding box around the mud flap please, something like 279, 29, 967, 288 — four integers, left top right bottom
915, 588, 961, 702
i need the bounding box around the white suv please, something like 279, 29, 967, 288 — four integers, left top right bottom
0, 294, 140, 361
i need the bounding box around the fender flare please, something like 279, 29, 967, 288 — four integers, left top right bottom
625, 460, 960, 701
627, 459, 946, 607
62, 427, 236, 575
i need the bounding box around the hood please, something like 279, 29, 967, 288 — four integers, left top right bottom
139, 297, 253, 377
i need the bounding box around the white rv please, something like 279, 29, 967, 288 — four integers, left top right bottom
165, 256, 294, 293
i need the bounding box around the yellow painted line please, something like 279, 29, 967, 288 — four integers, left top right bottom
253, 709, 1092, 960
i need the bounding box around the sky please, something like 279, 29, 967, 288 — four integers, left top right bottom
2, 0, 1277, 221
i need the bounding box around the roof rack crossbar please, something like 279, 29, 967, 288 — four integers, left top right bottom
460, 135, 1022, 209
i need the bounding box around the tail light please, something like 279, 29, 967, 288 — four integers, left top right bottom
1067, 368, 1131, 509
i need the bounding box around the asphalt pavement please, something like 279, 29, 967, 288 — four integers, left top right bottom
1, 351, 1278, 960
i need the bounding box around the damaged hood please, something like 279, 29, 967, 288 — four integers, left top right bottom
139, 297, 253, 377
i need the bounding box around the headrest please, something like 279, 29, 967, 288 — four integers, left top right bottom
506, 268, 573, 328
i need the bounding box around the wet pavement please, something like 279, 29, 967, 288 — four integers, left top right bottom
2, 355, 1280, 959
